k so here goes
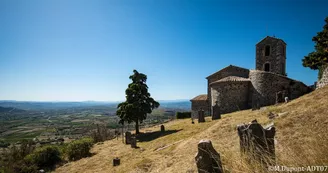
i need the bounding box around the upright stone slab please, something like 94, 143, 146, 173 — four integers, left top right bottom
160, 125, 165, 132
237, 120, 276, 165
125, 132, 131, 145
265, 126, 276, 161
212, 102, 221, 120
252, 94, 261, 110
195, 139, 223, 173
130, 136, 137, 148
276, 91, 283, 104
113, 157, 120, 166
198, 109, 205, 123
276, 90, 287, 104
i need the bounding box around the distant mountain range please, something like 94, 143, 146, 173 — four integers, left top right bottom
0, 106, 26, 113
158, 101, 191, 110
0, 100, 191, 111
0, 100, 116, 110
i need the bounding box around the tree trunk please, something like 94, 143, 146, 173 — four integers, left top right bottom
135, 119, 140, 134
122, 122, 124, 144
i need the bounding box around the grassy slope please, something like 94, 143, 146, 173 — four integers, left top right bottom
55, 86, 328, 173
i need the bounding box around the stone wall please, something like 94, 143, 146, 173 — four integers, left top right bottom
250, 70, 310, 107
207, 66, 249, 115
207, 67, 249, 84
211, 81, 250, 114
317, 66, 328, 89
191, 100, 209, 118
256, 37, 286, 75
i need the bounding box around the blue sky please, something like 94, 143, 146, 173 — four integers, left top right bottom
0, 0, 327, 101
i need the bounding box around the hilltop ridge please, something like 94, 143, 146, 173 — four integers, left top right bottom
55, 86, 328, 173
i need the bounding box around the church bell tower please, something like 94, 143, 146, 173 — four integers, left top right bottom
255, 36, 287, 75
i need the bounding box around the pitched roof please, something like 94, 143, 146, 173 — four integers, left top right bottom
210, 76, 250, 85
256, 36, 287, 45
206, 65, 249, 79
190, 94, 208, 101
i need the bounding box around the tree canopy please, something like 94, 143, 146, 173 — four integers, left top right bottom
302, 17, 328, 72
116, 70, 160, 134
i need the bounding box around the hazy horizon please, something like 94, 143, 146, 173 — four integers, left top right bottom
1, 0, 327, 101
0, 99, 190, 102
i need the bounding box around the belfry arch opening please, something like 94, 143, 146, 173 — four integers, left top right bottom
265, 45, 270, 56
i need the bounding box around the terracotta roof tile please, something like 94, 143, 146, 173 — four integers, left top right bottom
206, 65, 249, 79
210, 76, 250, 85
256, 36, 287, 45
190, 94, 208, 101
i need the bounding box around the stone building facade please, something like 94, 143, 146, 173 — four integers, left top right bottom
210, 76, 250, 114
191, 36, 312, 115
256, 37, 287, 75
190, 94, 209, 118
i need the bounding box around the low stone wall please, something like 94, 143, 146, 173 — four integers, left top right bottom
317, 66, 328, 89
211, 81, 250, 114
250, 70, 310, 107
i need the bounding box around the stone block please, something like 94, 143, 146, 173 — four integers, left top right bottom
160, 125, 165, 132
212, 103, 221, 120
125, 132, 131, 145
237, 120, 276, 165
195, 139, 223, 173
113, 157, 120, 166
130, 136, 137, 148
198, 109, 205, 123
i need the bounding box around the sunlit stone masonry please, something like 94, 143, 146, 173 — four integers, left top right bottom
191, 36, 312, 116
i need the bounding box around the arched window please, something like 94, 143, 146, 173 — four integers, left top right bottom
265, 45, 270, 56
264, 63, 270, 72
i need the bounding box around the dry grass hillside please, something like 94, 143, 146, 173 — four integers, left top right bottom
55, 86, 328, 173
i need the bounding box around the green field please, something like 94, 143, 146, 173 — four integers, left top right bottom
0, 105, 178, 144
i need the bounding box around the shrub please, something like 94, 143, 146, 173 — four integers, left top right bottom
0, 140, 37, 173
176, 112, 191, 119
24, 145, 61, 169
0, 159, 38, 173
16, 163, 38, 173
3, 140, 35, 162
0, 140, 10, 148
65, 138, 93, 161
90, 124, 115, 143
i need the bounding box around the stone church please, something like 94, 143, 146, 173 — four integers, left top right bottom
191, 36, 311, 117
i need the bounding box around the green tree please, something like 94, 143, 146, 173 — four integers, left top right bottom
302, 17, 328, 79
116, 70, 160, 134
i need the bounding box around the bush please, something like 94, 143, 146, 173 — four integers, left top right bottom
0, 140, 37, 173
0, 159, 38, 173
91, 124, 115, 143
0, 140, 10, 148
176, 112, 191, 119
3, 140, 35, 162
65, 138, 93, 161
24, 145, 61, 169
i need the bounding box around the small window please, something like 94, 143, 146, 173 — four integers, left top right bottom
264, 63, 270, 72
265, 45, 270, 56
